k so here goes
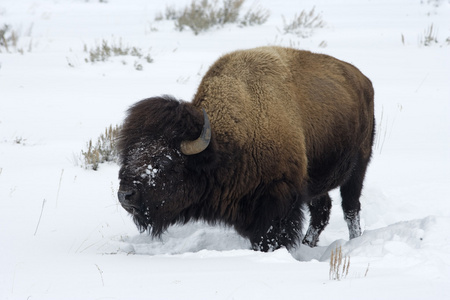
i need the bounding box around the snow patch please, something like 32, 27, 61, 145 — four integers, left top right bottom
1, 0, 449, 299
141, 163, 160, 186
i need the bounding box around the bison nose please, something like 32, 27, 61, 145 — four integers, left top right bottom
118, 190, 135, 206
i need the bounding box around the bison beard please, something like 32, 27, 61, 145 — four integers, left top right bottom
117, 46, 375, 252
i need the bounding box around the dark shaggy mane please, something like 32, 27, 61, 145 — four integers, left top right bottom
117, 95, 207, 162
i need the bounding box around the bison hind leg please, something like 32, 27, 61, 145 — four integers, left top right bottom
302, 194, 332, 247
340, 151, 371, 241
344, 210, 361, 239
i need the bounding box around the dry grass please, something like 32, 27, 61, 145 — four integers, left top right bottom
282, 7, 325, 38
239, 5, 270, 27
95, 264, 105, 286
175, 0, 244, 35
329, 246, 350, 280
34, 199, 47, 236
419, 23, 438, 46
402, 24, 449, 47
55, 169, 64, 208
0, 24, 18, 52
329, 245, 370, 280
84, 39, 153, 70
375, 103, 402, 154
81, 125, 121, 171
157, 0, 269, 35
0, 23, 34, 54
0, 24, 22, 53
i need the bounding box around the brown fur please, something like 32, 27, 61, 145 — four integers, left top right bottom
193, 46, 373, 210
117, 46, 374, 251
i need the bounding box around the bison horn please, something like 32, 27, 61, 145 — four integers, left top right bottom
180, 108, 211, 155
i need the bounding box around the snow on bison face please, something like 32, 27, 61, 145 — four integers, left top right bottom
117, 137, 188, 235
117, 105, 211, 235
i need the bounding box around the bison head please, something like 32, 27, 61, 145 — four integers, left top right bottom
117, 96, 213, 236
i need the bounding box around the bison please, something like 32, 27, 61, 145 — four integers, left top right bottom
117, 46, 375, 251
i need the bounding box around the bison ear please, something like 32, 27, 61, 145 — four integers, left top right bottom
180, 108, 211, 155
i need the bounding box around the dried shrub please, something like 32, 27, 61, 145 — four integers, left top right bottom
81, 125, 121, 170
157, 0, 269, 35
84, 39, 153, 70
282, 7, 325, 38
165, 5, 179, 20
175, 0, 245, 34
240, 5, 270, 27
0, 24, 19, 53
419, 23, 438, 46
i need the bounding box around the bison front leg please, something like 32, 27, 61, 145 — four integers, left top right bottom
248, 201, 303, 252
302, 194, 332, 247
250, 218, 302, 252
250, 225, 284, 252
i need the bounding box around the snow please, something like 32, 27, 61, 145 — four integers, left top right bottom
1, 0, 450, 299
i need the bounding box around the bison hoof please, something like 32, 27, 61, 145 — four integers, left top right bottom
302, 226, 321, 247
349, 228, 362, 240
345, 211, 362, 240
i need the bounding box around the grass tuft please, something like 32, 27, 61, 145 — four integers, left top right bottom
157, 0, 269, 35
175, 0, 244, 35
329, 246, 350, 280
239, 5, 270, 27
329, 245, 371, 280
81, 125, 121, 171
0, 24, 19, 53
84, 38, 153, 70
13, 136, 27, 145
282, 7, 325, 38
419, 23, 438, 46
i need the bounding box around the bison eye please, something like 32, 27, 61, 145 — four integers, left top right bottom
156, 155, 173, 168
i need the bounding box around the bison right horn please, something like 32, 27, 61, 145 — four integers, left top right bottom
180, 108, 211, 155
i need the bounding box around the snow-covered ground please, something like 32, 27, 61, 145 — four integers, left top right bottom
1, 0, 449, 299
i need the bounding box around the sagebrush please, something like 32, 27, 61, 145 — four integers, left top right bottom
81, 125, 121, 170
239, 5, 270, 27
175, 0, 244, 34
157, 0, 269, 35
0, 24, 18, 53
282, 7, 325, 38
84, 39, 153, 70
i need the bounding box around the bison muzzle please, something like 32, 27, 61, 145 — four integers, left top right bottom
117, 46, 375, 252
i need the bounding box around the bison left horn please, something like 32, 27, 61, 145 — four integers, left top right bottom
180, 108, 211, 155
